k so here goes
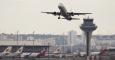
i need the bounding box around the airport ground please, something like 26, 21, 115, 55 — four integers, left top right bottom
0, 54, 115, 60
0, 57, 85, 60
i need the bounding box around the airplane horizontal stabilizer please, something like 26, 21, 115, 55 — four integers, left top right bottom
61, 18, 80, 20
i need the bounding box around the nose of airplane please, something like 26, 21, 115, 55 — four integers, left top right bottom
58, 3, 64, 9
58, 3, 63, 7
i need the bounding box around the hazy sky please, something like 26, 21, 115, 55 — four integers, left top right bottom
0, 0, 115, 35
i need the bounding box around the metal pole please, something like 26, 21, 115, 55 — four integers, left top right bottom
32, 31, 35, 53
33, 31, 35, 45
63, 33, 65, 54
17, 31, 19, 45
48, 43, 50, 60
0, 33, 1, 40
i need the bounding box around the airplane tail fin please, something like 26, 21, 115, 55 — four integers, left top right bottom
3, 46, 12, 53
15, 46, 23, 53
53, 47, 61, 54
37, 49, 47, 57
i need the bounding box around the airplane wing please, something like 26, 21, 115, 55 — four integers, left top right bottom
42, 12, 61, 16
68, 12, 92, 16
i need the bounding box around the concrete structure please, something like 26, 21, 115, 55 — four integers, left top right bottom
80, 18, 97, 60
0, 39, 55, 46
67, 31, 79, 53
67, 30, 78, 46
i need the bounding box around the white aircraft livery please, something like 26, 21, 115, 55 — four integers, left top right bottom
6, 46, 23, 57
42, 3, 92, 20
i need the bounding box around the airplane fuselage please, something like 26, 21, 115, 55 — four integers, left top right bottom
6, 52, 23, 57
58, 3, 72, 20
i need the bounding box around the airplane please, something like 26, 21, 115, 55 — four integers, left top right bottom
6, 46, 24, 57
37, 49, 47, 57
0, 46, 12, 57
42, 3, 92, 21
21, 49, 47, 58
44, 47, 62, 57
20, 52, 30, 58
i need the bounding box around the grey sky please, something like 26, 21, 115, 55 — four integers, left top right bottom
0, 0, 115, 35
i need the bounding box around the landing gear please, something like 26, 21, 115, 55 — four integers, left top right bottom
58, 15, 61, 19
58, 17, 60, 19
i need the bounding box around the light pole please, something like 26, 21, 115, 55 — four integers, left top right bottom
48, 43, 50, 60
63, 33, 65, 54
17, 31, 19, 45
33, 31, 35, 45
32, 31, 35, 53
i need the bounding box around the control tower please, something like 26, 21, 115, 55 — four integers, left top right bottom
80, 18, 97, 60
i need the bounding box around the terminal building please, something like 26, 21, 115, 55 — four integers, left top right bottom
0, 40, 49, 53
0, 45, 49, 53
